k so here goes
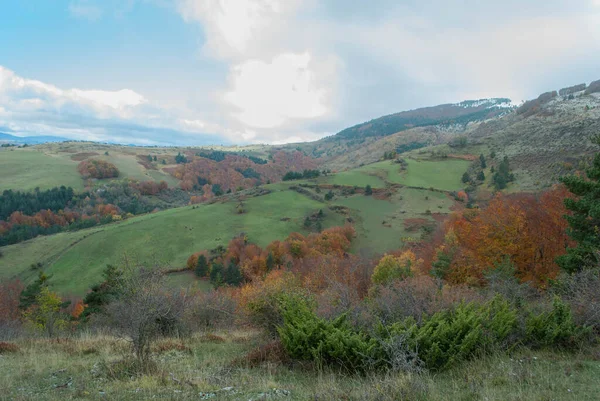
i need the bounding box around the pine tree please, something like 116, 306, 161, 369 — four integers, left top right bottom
19, 271, 49, 310
477, 171, 485, 181
224, 262, 243, 286
365, 185, 373, 195
461, 172, 470, 184
266, 252, 275, 272
480, 154, 487, 169
195, 255, 209, 277
557, 135, 600, 273
210, 262, 224, 287
80, 265, 123, 321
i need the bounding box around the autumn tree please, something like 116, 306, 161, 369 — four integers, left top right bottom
23, 287, 69, 337
434, 188, 572, 286
0, 279, 24, 322
371, 251, 419, 286
557, 135, 600, 273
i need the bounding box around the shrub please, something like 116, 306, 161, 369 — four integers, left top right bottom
278, 296, 380, 372
77, 160, 119, 179
239, 270, 308, 335
371, 252, 418, 286
185, 289, 236, 330
525, 296, 587, 348
234, 339, 290, 368
555, 269, 600, 332
385, 296, 518, 371
0, 341, 19, 354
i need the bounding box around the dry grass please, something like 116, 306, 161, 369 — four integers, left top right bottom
0, 330, 599, 400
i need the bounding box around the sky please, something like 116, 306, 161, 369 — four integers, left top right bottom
0, 0, 599, 146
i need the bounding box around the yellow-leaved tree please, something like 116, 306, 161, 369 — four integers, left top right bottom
23, 287, 68, 337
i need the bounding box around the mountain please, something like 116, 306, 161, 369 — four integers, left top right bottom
334, 98, 514, 140
0, 132, 71, 145
288, 98, 515, 161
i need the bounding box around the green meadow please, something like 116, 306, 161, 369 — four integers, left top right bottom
0, 190, 345, 295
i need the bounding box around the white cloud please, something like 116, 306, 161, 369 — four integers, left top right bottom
68, 1, 103, 20
176, 0, 305, 60
223, 52, 333, 128
0, 66, 226, 145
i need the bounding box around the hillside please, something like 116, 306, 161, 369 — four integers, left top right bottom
1, 82, 599, 295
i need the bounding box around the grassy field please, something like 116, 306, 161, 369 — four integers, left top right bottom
389, 158, 470, 190
0, 332, 598, 400
0, 148, 85, 192
333, 188, 453, 256
322, 158, 470, 192
0, 143, 179, 193
0, 190, 345, 295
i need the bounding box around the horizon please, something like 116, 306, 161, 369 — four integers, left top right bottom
1, 1, 599, 146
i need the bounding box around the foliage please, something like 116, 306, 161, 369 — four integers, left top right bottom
557, 136, 600, 273
0, 186, 75, 220
19, 271, 49, 310
449, 136, 468, 148
77, 159, 119, 179
525, 296, 586, 348
371, 252, 418, 286
105, 266, 187, 362
479, 154, 487, 169
80, 264, 123, 321
324, 190, 334, 201
434, 188, 572, 287
22, 287, 69, 337
278, 296, 380, 372
195, 254, 209, 277
461, 172, 470, 183
283, 169, 321, 181
365, 184, 373, 196
239, 270, 307, 335
175, 152, 188, 164
492, 156, 515, 190
0, 279, 24, 323
386, 296, 518, 371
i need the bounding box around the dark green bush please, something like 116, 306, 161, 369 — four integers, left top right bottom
278, 297, 379, 372
525, 296, 588, 348
385, 296, 518, 370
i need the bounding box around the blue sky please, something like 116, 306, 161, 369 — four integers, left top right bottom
1, 0, 599, 145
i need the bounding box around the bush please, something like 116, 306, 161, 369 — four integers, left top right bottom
239, 271, 308, 335
385, 296, 518, 371
77, 160, 119, 179
525, 296, 587, 348
0, 341, 19, 354
278, 296, 380, 372
555, 269, 600, 333
185, 289, 236, 330
371, 252, 417, 286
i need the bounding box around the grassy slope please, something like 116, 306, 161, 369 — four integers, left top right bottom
0, 144, 178, 193
334, 188, 453, 255
391, 158, 470, 190
0, 190, 344, 295
0, 149, 85, 192
323, 158, 470, 191
1, 333, 598, 400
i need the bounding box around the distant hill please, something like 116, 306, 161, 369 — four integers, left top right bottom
0, 132, 71, 144
333, 98, 514, 140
